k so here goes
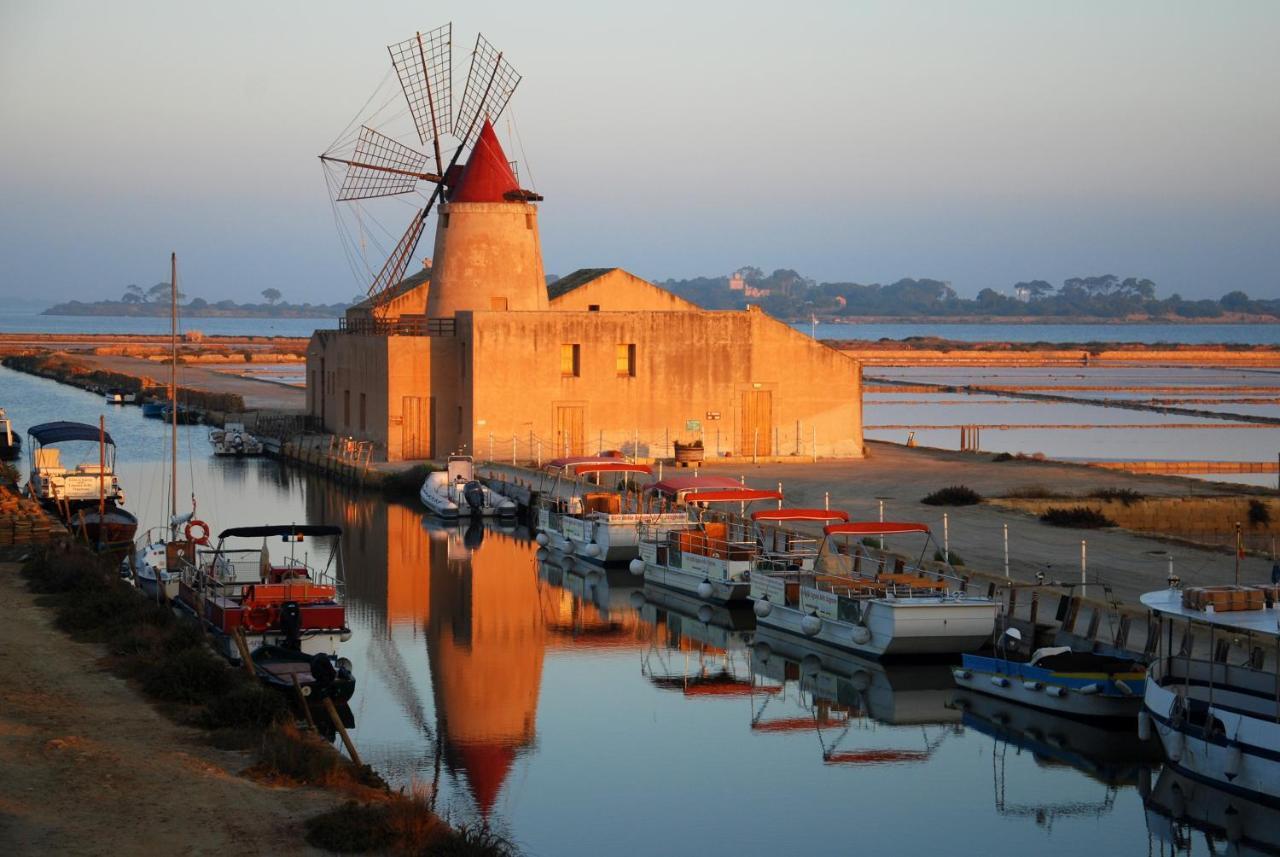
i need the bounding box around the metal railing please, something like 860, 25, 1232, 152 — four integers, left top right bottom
338, 315, 456, 336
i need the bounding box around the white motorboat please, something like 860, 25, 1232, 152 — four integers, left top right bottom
209, 422, 264, 456
633, 479, 789, 604
1140, 583, 1280, 807
26, 421, 127, 509
419, 454, 516, 518
750, 521, 998, 660
535, 458, 685, 563
104, 389, 137, 405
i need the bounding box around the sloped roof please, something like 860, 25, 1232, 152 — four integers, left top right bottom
450, 119, 521, 203
546, 268, 618, 301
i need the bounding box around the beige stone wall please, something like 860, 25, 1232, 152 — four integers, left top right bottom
426, 201, 547, 318
549, 269, 700, 312
462, 305, 862, 460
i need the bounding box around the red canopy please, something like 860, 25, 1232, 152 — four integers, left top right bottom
545, 453, 623, 471
823, 522, 931, 537
683, 489, 783, 504
570, 462, 651, 476
644, 475, 744, 496
751, 508, 850, 523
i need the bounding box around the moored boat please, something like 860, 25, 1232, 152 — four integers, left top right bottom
104, 389, 137, 405
419, 454, 516, 518
750, 521, 998, 660
251, 644, 356, 709
1140, 583, 1280, 806
27, 419, 137, 554
0, 408, 21, 461
209, 421, 265, 456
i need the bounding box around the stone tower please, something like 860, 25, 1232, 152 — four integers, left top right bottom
426, 119, 547, 318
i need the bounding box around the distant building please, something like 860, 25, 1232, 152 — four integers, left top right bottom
728, 272, 746, 291
307, 122, 863, 462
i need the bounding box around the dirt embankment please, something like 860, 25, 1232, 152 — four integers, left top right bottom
0, 561, 339, 856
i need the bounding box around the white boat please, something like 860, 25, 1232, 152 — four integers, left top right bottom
952, 628, 1147, 720
535, 458, 685, 563
750, 521, 998, 660
633, 478, 790, 604
104, 389, 137, 405
209, 422, 264, 456
419, 454, 516, 518
26, 421, 127, 508
1140, 584, 1280, 807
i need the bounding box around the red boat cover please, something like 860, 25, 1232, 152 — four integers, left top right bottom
682, 489, 782, 504
823, 522, 931, 537
569, 462, 651, 476
751, 508, 851, 523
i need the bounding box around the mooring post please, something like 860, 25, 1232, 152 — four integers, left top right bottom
824, 491, 829, 511
777, 482, 783, 510
488, 433, 494, 462
811, 426, 817, 462
753, 429, 758, 464
943, 513, 950, 563
1003, 523, 1009, 578
512, 435, 517, 466
1081, 539, 1088, 599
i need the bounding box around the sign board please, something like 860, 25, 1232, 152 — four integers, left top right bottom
686, 419, 701, 432
705, 411, 721, 420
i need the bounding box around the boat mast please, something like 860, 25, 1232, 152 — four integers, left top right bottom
170, 252, 178, 532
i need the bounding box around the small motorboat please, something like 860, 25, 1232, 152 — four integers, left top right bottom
419, 454, 516, 518
209, 422, 264, 456
251, 644, 356, 710
0, 408, 20, 461
104, 389, 137, 405
952, 628, 1146, 721
140, 401, 166, 419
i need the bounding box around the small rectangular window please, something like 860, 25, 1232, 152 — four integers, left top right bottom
359, 393, 367, 431
561, 343, 580, 377
616, 343, 636, 377
588, 304, 600, 312
525, 213, 535, 229
441, 213, 450, 228
343, 390, 351, 426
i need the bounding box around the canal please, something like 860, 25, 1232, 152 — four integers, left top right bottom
0, 365, 1261, 856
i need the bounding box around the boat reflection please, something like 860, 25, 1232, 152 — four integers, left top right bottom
749, 631, 958, 767
536, 553, 647, 648
633, 584, 757, 699
1144, 765, 1280, 856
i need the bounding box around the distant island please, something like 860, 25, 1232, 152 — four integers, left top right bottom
656, 269, 1280, 323
44, 285, 352, 318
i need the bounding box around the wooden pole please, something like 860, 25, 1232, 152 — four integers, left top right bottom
323, 697, 362, 767
291, 674, 317, 731
231, 628, 257, 678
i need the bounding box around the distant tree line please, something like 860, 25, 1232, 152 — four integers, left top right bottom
660, 268, 1280, 321
44, 285, 351, 318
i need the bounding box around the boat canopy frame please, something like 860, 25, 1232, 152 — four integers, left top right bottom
27, 421, 117, 447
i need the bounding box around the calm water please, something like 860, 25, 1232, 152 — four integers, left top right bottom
1, 307, 335, 338
798, 320, 1280, 345
1, 365, 1265, 856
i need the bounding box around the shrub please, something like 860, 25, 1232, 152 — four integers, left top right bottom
140, 646, 234, 704
933, 549, 965, 566
1089, 487, 1144, 505
1039, 506, 1116, 528
201, 682, 289, 730
921, 485, 982, 506
257, 724, 344, 784
991, 452, 1015, 462
305, 802, 395, 853
1248, 499, 1271, 527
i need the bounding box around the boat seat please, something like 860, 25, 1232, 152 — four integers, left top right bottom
583, 492, 621, 515
34, 449, 62, 470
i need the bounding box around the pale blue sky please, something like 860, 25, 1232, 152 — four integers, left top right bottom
1, 0, 1277, 303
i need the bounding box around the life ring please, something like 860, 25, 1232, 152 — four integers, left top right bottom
185, 519, 211, 544
245, 604, 272, 633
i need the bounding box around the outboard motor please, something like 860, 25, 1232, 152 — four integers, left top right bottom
279, 601, 302, 651
309, 652, 336, 691
463, 480, 486, 516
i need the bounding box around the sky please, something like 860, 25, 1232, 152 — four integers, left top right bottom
0, 0, 1277, 304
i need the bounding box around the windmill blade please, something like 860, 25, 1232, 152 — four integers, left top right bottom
331, 127, 433, 201
366, 204, 433, 313
388, 23, 452, 172
453, 33, 522, 150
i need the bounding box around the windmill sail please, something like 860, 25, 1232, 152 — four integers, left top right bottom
365, 210, 429, 313
454, 34, 522, 150
388, 24, 453, 172
337, 127, 432, 201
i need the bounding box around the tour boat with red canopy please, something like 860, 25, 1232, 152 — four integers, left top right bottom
536, 459, 687, 564
175, 523, 352, 663
633, 480, 785, 604
749, 521, 997, 660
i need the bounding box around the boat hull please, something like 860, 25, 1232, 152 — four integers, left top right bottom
642, 562, 750, 604
953, 654, 1144, 720
72, 506, 139, 556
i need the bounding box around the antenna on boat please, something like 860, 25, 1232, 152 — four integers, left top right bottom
319, 24, 532, 316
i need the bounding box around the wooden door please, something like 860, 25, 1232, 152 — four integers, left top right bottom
402, 396, 435, 460
554, 405, 585, 456
738, 390, 772, 456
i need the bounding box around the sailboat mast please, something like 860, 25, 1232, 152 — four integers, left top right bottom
170, 252, 178, 528
98, 414, 105, 517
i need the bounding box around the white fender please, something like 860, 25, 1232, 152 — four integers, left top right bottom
582, 543, 601, 558
696, 580, 714, 600
628, 590, 646, 610
952, 669, 972, 681
850, 624, 871, 645
1077, 683, 1100, 695
1023, 681, 1043, 691
753, 598, 773, 618
535, 532, 549, 546
800, 614, 822, 636
696, 604, 714, 624
629, 559, 645, 576
1045, 685, 1066, 698
1166, 727, 1184, 763
1137, 710, 1152, 742
990, 676, 1010, 689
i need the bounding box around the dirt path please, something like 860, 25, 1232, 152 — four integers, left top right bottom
0, 562, 337, 856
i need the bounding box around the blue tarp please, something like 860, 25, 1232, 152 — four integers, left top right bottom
27, 421, 115, 446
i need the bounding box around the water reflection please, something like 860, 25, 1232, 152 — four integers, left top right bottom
1144, 766, 1280, 855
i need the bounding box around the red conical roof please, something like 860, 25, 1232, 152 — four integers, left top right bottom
449, 119, 520, 203
453, 741, 518, 817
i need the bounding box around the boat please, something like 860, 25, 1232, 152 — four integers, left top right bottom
1139, 582, 1280, 807
631, 476, 790, 604
140, 401, 165, 419
104, 389, 137, 405
535, 459, 685, 563
174, 524, 352, 662
952, 628, 1146, 721
251, 644, 356, 708
0, 408, 21, 461
209, 421, 265, 456
750, 521, 998, 660
418, 454, 516, 518
26, 418, 138, 554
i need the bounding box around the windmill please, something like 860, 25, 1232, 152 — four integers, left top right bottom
320, 24, 541, 317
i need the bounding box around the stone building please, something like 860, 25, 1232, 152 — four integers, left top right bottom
306, 121, 862, 462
